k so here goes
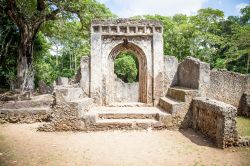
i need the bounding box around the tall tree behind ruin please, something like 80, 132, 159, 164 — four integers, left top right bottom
1, 0, 113, 92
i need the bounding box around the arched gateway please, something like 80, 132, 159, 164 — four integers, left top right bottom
90, 19, 165, 105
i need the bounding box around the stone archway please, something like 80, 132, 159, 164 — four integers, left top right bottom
108, 42, 148, 104
90, 19, 165, 106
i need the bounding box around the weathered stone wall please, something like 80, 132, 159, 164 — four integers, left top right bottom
38, 87, 94, 131
57, 77, 69, 86
114, 77, 139, 103
38, 101, 85, 132
91, 19, 164, 105
192, 97, 238, 148
78, 56, 90, 97
177, 57, 210, 96
208, 70, 249, 108
163, 56, 178, 95
238, 92, 250, 117
38, 81, 53, 94
0, 94, 53, 123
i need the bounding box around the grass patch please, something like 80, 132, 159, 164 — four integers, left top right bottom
237, 116, 250, 136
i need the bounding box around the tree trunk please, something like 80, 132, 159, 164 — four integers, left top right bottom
16, 28, 35, 93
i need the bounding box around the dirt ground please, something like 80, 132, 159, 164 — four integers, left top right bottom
0, 123, 249, 166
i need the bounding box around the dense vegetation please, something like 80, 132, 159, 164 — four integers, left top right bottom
0, 0, 114, 89
0, 1, 249, 89
144, 7, 250, 73
114, 51, 139, 83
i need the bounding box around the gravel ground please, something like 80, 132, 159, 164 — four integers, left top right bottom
0, 123, 249, 166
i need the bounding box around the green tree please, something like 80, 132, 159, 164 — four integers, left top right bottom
1, 0, 113, 92
114, 51, 139, 83
0, 1, 18, 89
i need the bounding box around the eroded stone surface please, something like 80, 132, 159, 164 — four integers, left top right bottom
114, 77, 139, 102
208, 70, 249, 107
38, 83, 94, 131
57, 77, 69, 86
91, 19, 164, 105
192, 97, 238, 148
78, 56, 90, 97
239, 92, 250, 117
0, 94, 53, 123
177, 56, 210, 96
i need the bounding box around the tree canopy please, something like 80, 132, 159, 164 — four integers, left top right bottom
0, 1, 249, 89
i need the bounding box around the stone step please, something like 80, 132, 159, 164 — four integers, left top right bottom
167, 86, 199, 102
99, 112, 155, 119
83, 106, 170, 131
158, 97, 184, 114
0, 107, 52, 123
54, 87, 86, 101
2, 95, 53, 109
92, 118, 161, 130
87, 106, 170, 119
67, 98, 94, 117
108, 102, 150, 107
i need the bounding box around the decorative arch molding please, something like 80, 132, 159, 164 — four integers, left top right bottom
108, 42, 148, 103
90, 19, 164, 106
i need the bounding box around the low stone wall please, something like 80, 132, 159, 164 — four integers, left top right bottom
0, 108, 51, 123
192, 97, 238, 148
38, 86, 94, 131
38, 102, 85, 132
208, 70, 249, 108
114, 77, 139, 103
238, 136, 250, 147
0, 94, 53, 123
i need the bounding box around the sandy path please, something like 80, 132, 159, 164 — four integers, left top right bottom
0, 123, 249, 166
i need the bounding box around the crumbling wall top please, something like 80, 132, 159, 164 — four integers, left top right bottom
91, 19, 163, 35
92, 19, 162, 26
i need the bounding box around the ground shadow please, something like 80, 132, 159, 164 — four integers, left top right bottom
179, 128, 217, 148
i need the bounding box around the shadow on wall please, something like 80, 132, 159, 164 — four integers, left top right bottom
179, 128, 216, 148
238, 92, 250, 118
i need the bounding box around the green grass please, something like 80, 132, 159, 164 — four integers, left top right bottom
237, 116, 250, 136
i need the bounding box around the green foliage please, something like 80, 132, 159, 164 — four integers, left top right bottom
60, 68, 75, 78
114, 52, 139, 83
0, 0, 114, 89
33, 32, 57, 86
16, 0, 37, 16
1, 0, 249, 90
144, 5, 250, 73
0, 1, 19, 88
240, 5, 250, 24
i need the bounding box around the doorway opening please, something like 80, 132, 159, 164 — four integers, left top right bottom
107, 42, 148, 104
113, 51, 139, 102
114, 51, 139, 83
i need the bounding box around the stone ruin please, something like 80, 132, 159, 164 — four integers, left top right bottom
0, 19, 249, 148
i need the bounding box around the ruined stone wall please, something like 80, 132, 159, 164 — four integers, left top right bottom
77, 56, 90, 97
91, 19, 164, 105
177, 57, 210, 96
0, 94, 53, 123
102, 36, 153, 104
192, 97, 238, 148
114, 77, 139, 103
208, 70, 249, 108
238, 92, 250, 117
163, 56, 178, 96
